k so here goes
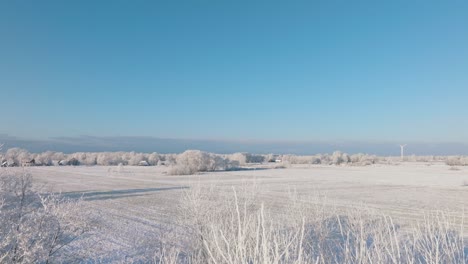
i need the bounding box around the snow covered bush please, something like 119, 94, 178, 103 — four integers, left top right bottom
96, 152, 126, 165
147, 152, 160, 166
225, 153, 265, 165
330, 151, 350, 165
69, 152, 97, 166
227, 152, 247, 166
0, 171, 94, 263
282, 154, 323, 164
32, 151, 66, 166
128, 152, 146, 166
446, 156, 468, 166
350, 153, 379, 166
2, 148, 31, 166
168, 150, 238, 175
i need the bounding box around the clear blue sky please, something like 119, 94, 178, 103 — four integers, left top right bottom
1, 0, 467, 143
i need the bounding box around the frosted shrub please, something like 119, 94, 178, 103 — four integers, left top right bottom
168, 150, 238, 175
331, 151, 350, 165
462, 157, 468, 165
147, 152, 160, 166
169, 150, 212, 175
164, 154, 178, 166
5, 148, 30, 166
282, 154, 309, 164
33, 151, 66, 166
69, 152, 97, 166
0, 172, 94, 263
350, 153, 378, 166
228, 152, 247, 166
446, 156, 461, 166
128, 153, 146, 166
96, 152, 126, 165
447, 156, 468, 166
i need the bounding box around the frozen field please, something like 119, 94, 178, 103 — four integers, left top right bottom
8, 162, 468, 259
25, 162, 468, 214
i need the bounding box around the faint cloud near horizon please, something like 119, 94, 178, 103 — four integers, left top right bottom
0, 134, 467, 156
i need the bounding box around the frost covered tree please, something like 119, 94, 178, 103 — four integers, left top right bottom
96, 152, 125, 165
34, 151, 54, 166
169, 150, 238, 175
4, 148, 30, 166
169, 150, 213, 175
128, 153, 145, 166
147, 152, 160, 166
69, 152, 97, 166
331, 151, 350, 165
228, 153, 247, 166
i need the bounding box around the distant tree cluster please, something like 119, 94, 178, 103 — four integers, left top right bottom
1, 148, 465, 171
168, 150, 239, 175
445, 156, 468, 166
278, 152, 378, 166
0, 148, 163, 167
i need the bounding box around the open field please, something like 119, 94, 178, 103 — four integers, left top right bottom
4, 163, 468, 261
25, 162, 468, 215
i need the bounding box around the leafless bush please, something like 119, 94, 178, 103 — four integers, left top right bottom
0, 171, 95, 263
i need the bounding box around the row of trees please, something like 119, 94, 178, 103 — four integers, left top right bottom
0, 148, 165, 167
1, 148, 466, 169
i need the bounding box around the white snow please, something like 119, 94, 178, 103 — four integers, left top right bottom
5, 162, 468, 259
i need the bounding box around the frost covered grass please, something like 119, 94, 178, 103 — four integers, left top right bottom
153, 186, 467, 264
2, 175, 466, 263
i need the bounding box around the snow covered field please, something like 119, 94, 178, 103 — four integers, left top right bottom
26, 162, 468, 213
8, 162, 468, 260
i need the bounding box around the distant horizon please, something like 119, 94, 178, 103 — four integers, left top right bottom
1, 134, 467, 156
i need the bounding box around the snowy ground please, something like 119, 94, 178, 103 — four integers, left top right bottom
6, 162, 468, 259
